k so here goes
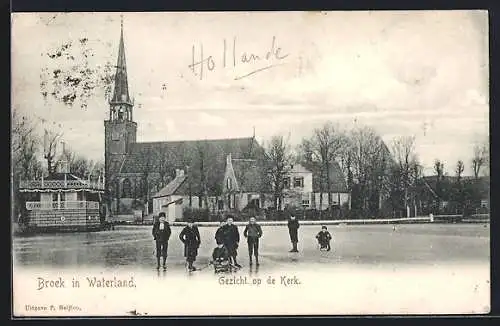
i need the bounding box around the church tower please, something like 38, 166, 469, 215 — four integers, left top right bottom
104, 16, 137, 212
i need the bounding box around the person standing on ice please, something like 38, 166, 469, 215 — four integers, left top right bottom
243, 217, 263, 266
179, 218, 201, 271
215, 219, 226, 245
152, 212, 171, 270
224, 217, 241, 268
287, 214, 300, 252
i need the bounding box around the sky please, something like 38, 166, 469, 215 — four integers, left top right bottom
11, 11, 489, 175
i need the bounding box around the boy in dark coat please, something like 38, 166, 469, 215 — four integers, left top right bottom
243, 217, 263, 266
223, 217, 241, 268
179, 219, 201, 271
152, 212, 171, 270
215, 220, 226, 245
287, 214, 300, 252
316, 225, 332, 251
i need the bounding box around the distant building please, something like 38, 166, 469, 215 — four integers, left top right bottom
18, 161, 105, 231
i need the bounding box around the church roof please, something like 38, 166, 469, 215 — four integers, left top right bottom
120, 137, 265, 195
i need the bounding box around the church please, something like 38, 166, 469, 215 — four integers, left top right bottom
104, 20, 350, 221
104, 21, 270, 219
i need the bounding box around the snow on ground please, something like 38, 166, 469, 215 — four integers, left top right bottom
13, 224, 490, 316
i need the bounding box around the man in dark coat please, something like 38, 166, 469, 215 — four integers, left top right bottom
152, 212, 171, 270
223, 217, 241, 268
179, 219, 201, 271
243, 217, 263, 266
287, 214, 300, 252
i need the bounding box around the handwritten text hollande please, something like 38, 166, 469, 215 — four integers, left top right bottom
189, 36, 290, 81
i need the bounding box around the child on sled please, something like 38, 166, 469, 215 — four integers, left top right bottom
211, 242, 232, 274
316, 225, 332, 251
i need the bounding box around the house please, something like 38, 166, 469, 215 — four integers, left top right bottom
417, 175, 490, 215
282, 162, 350, 210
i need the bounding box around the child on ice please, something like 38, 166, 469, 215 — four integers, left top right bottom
211, 242, 231, 273
316, 225, 332, 251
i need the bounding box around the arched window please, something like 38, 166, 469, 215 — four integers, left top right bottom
227, 178, 232, 190
122, 178, 132, 198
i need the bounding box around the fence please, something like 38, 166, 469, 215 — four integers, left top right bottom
169, 216, 432, 227
19, 180, 105, 190
432, 214, 490, 223
25, 201, 100, 210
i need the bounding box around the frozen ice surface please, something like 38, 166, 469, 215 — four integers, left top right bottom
13, 224, 490, 315
13, 224, 490, 269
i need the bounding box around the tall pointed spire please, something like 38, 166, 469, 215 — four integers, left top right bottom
110, 14, 132, 106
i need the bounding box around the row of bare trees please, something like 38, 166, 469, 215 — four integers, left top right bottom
264, 121, 490, 218
265, 123, 394, 216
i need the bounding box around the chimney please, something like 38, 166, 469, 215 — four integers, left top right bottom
175, 169, 180, 178
226, 153, 232, 165
179, 169, 184, 177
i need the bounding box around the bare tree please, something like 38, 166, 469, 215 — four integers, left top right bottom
300, 122, 344, 216
12, 110, 42, 180
348, 126, 391, 214
391, 135, 418, 217
43, 129, 64, 175
138, 147, 156, 215
456, 160, 465, 182
434, 160, 444, 178
472, 141, 488, 179
156, 145, 175, 189
266, 134, 293, 211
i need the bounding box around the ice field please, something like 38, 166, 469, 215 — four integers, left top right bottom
13, 224, 490, 315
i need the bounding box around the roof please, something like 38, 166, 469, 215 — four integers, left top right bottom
152, 175, 187, 198
303, 161, 349, 193
289, 163, 311, 174
121, 137, 265, 195
231, 158, 271, 193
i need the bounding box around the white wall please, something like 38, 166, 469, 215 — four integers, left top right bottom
65, 192, 77, 201
41, 193, 53, 202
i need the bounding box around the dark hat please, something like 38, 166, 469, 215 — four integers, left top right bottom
186, 218, 194, 223
158, 212, 166, 217
322, 225, 327, 230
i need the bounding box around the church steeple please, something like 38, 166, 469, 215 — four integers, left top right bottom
109, 15, 133, 121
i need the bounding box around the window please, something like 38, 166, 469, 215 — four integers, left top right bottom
122, 178, 132, 198
60, 192, 66, 201
302, 199, 310, 207
227, 178, 232, 190
283, 177, 291, 189
294, 177, 304, 188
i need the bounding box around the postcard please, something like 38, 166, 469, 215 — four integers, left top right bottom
11, 11, 490, 316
